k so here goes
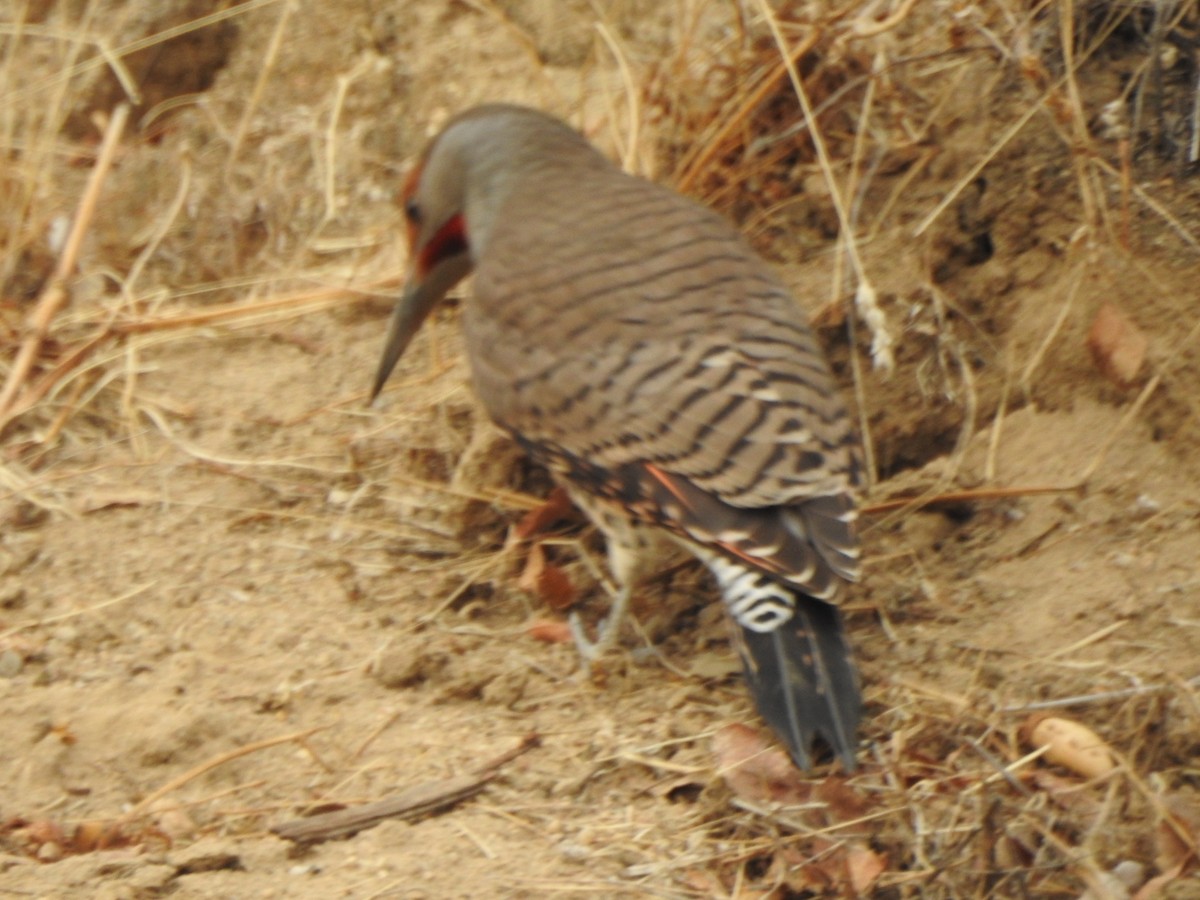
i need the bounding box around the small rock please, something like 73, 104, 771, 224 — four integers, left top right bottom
170, 837, 243, 874
127, 863, 177, 891
1134, 494, 1160, 513
369, 645, 446, 689
1112, 860, 1145, 889
0, 649, 22, 678
558, 841, 589, 863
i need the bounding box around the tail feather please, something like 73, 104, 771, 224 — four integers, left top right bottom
736, 599, 861, 770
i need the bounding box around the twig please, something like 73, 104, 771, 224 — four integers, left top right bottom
322, 52, 376, 225
863, 483, 1081, 516
0, 104, 128, 422
594, 21, 640, 173
271, 734, 540, 844
1019, 255, 1085, 395
1047, 621, 1125, 659
965, 738, 1037, 796
113, 277, 398, 335
227, 0, 294, 174
1074, 373, 1161, 484
674, 30, 820, 195
120, 726, 330, 824
271, 773, 490, 844
1001, 677, 1200, 713
352, 710, 403, 760
754, 0, 893, 372
0, 275, 397, 438
0, 582, 155, 639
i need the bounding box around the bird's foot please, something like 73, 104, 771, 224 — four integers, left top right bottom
568, 609, 618, 667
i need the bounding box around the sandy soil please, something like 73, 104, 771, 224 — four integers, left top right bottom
1, 2, 1198, 898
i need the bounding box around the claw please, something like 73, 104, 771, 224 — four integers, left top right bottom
568, 584, 632, 666
568, 610, 614, 664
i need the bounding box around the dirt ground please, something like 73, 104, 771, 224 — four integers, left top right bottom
1, 2, 1199, 898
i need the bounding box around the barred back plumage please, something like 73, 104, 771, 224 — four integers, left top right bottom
374, 104, 864, 770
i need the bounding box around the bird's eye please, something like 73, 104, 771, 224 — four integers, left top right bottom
404, 198, 422, 225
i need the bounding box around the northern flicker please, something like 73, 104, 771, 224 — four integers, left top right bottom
372, 104, 863, 770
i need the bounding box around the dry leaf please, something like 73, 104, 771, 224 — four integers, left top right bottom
680, 869, 727, 895
3, 815, 153, 859
516, 544, 577, 610
687, 650, 742, 680
1022, 715, 1116, 779
1156, 792, 1200, 875
513, 486, 577, 540
1133, 860, 1186, 900
814, 776, 872, 822
774, 839, 886, 896
1087, 302, 1147, 388
712, 723, 810, 806
774, 844, 834, 893
526, 619, 572, 644
844, 841, 887, 893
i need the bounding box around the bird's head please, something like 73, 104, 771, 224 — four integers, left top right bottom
372, 103, 591, 399
370, 123, 475, 399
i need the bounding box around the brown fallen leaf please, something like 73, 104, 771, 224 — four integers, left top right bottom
712, 723, 810, 806
516, 543, 577, 611
686, 650, 742, 680
1087, 302, 1147, 388
713, 727, 885, 896
3, 815, 161, 859
814, 774, 872, 822
1155, 791, 1200, 877
773, 838, 886, 896
774, 844, 835, 893
1133, 860, 1187, 900
512, 486, 577, 540
844, 841, 888, 894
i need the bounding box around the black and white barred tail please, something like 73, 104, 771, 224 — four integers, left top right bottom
703, 552, 860, 770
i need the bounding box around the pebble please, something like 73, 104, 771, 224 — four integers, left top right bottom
0, 649, 22, 678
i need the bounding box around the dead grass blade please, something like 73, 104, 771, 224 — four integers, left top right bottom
119, 726, 331, 825
0, 104, 128, 426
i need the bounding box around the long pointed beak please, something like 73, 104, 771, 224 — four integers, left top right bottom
370, 274, 441, 400
371, 242, 472, 401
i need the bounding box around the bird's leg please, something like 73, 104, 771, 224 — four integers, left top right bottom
563, 494, 645, 665
568, 580, 632, 663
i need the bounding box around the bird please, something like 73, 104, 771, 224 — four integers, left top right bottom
371, 103, 863, 770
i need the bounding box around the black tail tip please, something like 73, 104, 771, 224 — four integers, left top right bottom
782, 731, 859, 773
736, 607, 863, 773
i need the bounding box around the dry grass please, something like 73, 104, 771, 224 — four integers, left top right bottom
1, 0, 1199, 897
